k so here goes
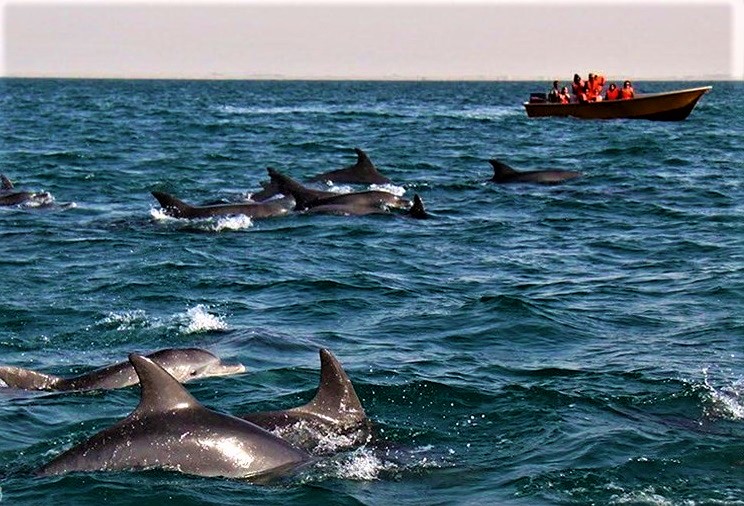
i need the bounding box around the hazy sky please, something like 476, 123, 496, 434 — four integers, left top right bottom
2, 0, 743, 80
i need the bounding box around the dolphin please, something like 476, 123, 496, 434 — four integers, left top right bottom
308, 148, 392, 185
151, 191, 296, 219
0, 348, 245, 392
36, 354, 310, 479
0, 174, 52, 206
488, 159, 581, 184
241, 349, 372, 453
267, 167, 409, 212
304, 193, 429, 219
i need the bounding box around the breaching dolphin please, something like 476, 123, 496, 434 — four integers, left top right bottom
488, 159, 581, 184
0, 348, 245, 392
151, 191, 296, 219
36, 354, 309, 479
308, 148, 392, 185
240, 349, 372, 452
0, 174, 52, 206
266, 168, 410, 213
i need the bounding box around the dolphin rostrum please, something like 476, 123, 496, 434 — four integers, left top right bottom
241, 349, 372, 453
0, 348, 245, 392
488, 159, 581, 184
151, 191, 296, 219
308, 148, 392, 185
36, 354, 309, 479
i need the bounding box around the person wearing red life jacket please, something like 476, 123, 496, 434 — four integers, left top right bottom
571, 74, 585, 101
605, 83, 620, 100
620, 80, 635, 99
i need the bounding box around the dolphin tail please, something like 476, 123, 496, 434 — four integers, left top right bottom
0, 366, 61, 390
151, 191, 193, 219
488, 159, 518, 180
408, 194, 429, 219
300, 349, 368, 428
1, 174, 14, 190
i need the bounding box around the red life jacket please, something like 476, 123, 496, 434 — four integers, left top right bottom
571, 80, 584, 97
605, 87, 620, 100
620, 87, 635, 99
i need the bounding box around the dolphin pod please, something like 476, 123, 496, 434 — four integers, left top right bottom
0, 348, 245, 391
251, 147, 393, 201
265, 167, 428, 218
488, 159, 582, 184
36, 354, 310, 479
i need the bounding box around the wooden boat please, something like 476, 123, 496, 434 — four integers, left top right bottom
523, 86, 711, 121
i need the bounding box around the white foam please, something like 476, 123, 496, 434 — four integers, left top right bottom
150, 207, 254, 232
701, 368, 744, 420
369, 183, 407, 197
211, 215, 253, 232
180, 305, 228, 334
609, 487, 680, 506
100, 310, 150, 331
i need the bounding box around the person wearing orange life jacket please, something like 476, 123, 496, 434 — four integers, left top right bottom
605, 83, 620, 101
585, 73, 598, 101
592, 73, 606, 100
620, 80, 635, 99
558, 86, 571, 104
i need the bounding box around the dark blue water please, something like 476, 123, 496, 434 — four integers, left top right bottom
1, 79, 742, 505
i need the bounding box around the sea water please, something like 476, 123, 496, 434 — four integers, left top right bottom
1, 79, 742, 504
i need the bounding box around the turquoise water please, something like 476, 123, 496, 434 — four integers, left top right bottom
1, 79, 742, 505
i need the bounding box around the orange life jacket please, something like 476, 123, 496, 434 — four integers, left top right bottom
605, 87, 620, 100
620, 87, 635, 99
559, 93, 570, 104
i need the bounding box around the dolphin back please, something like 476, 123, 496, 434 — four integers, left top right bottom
0, 366, 61, 390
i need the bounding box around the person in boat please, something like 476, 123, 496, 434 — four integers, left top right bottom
620, 80, 635, 99
571, 74, 584, 100
558, 86, 571, 104
547, 81, 561, 103
585, 73, 606, 102
605, 83, 620, 100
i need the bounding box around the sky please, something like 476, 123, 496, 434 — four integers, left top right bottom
1, 0, 743, 80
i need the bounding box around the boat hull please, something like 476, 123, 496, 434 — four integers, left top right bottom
523, 86, 711, 121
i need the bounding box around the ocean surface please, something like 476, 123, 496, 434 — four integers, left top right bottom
0, 79, 742, 505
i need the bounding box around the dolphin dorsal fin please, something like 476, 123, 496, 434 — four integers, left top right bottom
267, 167, 317, 209
353, 148, 371, 167
408, 194, 429, 219
301, 349, 366, 422
1, 175, 14, 190
151, 191, 192, 218
129, 354, 201, 415
489, 159, 518, 179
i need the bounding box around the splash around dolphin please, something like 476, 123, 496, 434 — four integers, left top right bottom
0, 348, 245, 392
488, 159, 581, 184
151, 191, 296, 220
241, 349, 372, 453
36, 354, 310, 479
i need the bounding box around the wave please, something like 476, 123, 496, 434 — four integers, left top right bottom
97, 304, 228, 335
149, 208, 254, 232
